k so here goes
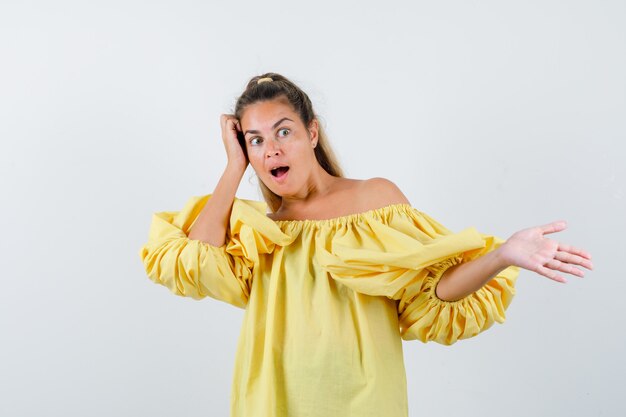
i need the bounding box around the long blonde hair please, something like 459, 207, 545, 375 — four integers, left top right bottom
234, 72, 344, 212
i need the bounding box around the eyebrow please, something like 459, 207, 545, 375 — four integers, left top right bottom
244, 117, 294, 136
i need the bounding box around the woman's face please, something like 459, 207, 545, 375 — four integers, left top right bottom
239, 97, 318, 197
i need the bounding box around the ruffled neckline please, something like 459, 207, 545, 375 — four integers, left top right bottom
270, 203, 415, 228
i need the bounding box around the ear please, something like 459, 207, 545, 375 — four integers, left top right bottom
308, 118, 319, 148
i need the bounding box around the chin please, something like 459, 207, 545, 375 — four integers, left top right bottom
268, 186, 287, 196
259, 179, 284, 196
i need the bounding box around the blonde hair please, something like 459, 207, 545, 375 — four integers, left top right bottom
234, 73, 344, 212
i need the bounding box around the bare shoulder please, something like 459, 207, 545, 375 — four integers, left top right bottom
266, 177, 410, 221
358, 177, 411, 208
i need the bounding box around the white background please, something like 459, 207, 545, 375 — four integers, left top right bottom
1, 1, 624, 416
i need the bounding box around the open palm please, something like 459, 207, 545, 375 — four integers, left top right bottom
499, 221, 593, 283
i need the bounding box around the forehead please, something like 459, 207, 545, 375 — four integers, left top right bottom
240, 99, 300, 128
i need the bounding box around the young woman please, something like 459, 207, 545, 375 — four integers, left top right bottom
139, 73, 593, 417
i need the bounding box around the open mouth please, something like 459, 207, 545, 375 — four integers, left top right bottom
270, 166, 290, 178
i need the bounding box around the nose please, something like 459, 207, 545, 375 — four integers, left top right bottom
265, 138, 281, 158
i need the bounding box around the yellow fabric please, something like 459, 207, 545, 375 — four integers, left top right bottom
139, 194, 520, 417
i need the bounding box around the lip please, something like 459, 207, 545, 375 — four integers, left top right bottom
268, 163, 289, 172
271, 167, 289, 184
268, 163, 290, 181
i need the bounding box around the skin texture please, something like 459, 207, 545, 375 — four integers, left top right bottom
238, 98, 409, 220
197, 97, 594, 302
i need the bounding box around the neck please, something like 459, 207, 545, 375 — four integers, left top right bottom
277, 165, 338, 213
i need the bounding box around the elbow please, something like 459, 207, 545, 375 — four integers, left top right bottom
434, 264, 466, 302
187, 230, 226, 247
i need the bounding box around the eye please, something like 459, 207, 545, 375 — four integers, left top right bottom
278, 128, 290, 137
249, 137, 263, 145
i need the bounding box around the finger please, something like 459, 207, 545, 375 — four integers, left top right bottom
557, 242, 593, 262
221, 114, 235, 124
536, 265, 568, 283
226, 118, 238, 131
539, 220, 568, 235
544, 259, 585, 278
555, 250, 594, 270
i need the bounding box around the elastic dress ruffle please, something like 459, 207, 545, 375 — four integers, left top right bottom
139, 194, 520, 417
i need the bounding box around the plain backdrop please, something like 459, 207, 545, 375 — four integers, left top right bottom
1, 1, 624, 416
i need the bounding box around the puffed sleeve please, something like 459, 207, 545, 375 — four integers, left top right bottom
317, 205, 520, 345
139, 194, 292, 308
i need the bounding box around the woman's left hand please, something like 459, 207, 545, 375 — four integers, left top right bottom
498, 221, 594, 283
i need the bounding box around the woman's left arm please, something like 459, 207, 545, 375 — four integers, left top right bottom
435, 220, 594, 302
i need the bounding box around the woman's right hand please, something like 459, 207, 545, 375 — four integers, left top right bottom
220, 114, 248, 173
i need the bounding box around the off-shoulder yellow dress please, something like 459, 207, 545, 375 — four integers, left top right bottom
139, 194, 520, 417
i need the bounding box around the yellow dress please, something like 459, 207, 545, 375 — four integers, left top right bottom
139, 194, 520, 417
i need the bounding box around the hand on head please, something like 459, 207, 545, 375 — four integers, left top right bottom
220, 113, 248, 173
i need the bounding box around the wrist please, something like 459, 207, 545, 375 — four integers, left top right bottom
225, 163, 247, 178
492, 244, 514, 270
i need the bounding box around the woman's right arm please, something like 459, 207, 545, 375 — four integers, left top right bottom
188, 114, 248, 246
139, 114, 253, 305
